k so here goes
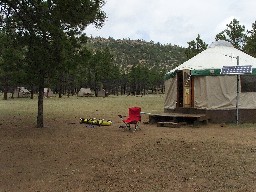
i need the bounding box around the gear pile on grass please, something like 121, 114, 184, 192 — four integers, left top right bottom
79, 118, 112, 127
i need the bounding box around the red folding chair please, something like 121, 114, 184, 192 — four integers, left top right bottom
118, 107, 141, 131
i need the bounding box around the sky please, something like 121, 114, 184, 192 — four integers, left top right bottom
85, 0, 256, 47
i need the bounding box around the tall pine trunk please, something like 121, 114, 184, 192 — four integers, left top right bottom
3, 87, 8, 100
3, 78, 8, 100
37, 76, 44, 128
30, 85, 34, 99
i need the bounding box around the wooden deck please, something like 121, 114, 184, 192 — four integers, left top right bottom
149, 113, 209, 126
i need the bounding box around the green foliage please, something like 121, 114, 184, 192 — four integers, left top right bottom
0, 0, 106, 127
215, 18, 246, 50
0, 31, 26, 93
185, 34, 208, 59
85, 37, 187, 94
244, 21, 256, 57
0, 0, 106, 79
87, 37, 187, 73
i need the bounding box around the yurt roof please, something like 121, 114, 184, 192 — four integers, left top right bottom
166, 40, 256, 79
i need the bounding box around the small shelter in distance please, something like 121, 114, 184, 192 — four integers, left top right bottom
164, 40, 256, 123
78, 88, 94, 97
97, 89, 108, 97
12, 87, 30, 98
44, 88, 54, 97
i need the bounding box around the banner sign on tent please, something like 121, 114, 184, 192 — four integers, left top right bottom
221, 65, 252, 75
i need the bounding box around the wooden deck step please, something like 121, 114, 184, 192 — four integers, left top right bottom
157, 122, 181, 128
149, 113, 209, 125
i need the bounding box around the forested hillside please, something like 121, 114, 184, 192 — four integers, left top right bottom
87, 37, 187, 72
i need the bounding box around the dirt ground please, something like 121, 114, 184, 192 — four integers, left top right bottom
1, 113, 256, 192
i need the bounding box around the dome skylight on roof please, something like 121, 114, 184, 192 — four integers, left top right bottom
208, 40, 233, 48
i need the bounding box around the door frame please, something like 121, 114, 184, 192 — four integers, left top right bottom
176, 70, 194, 108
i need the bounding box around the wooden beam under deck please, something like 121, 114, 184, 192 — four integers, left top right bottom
149, 113, 209, 125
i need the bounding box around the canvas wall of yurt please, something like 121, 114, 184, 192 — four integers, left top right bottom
164, 40, 256, 123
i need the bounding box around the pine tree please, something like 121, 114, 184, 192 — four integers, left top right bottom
0, 0, 106, 127
215, 18, 246, 50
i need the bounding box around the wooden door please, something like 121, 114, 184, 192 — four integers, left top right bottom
177, 70, 193, 108
176, 71, 183, 107
183, 70, 192, 107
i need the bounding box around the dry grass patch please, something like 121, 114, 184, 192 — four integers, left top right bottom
1, 95, 256, 192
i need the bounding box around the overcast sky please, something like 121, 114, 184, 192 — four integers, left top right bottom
85, 0, 256, 47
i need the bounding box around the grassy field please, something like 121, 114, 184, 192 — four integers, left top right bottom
0, 94, 164, 127
1, 94, 256, 192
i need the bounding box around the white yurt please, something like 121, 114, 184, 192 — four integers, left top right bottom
164, 40, 256, 123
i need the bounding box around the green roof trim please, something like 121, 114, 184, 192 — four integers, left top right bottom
165, 68, 256, 80
192, 68, 256, 76
164, 70, 177, 80
191, 69, 221, 76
